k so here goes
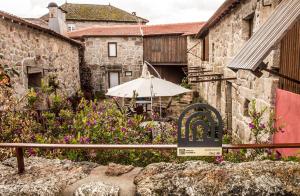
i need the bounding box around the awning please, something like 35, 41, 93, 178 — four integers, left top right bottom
228, 0, 300, 71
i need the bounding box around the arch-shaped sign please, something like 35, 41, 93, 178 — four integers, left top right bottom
177, 103, 223, 156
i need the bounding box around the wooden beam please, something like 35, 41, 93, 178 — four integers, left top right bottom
191, 77, 237, 83
262, 67, 300, 84
151, 63, 187, 66
188, 70, 213, 72
0, 142, 299, 174
188, 73, 223, 78
0, 143, 299, 150
16, 147, 24, 174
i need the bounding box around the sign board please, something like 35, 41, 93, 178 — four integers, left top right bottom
177, 103, 223, 157
177, 147, 222, 156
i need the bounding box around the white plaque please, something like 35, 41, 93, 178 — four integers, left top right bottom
177, 147, 222, 156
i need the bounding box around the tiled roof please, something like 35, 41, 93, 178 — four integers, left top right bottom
67, 25, 143, 38
143, 22, 205, 36
197, 0, 240, 37
24, 18, 49, 29
0, 10, 82, 46
67, 22, 205, 38
41, 3, 149, 24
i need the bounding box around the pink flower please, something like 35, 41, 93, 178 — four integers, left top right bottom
215, 156, 224, 164
64, 135, 71, 143
121, 127, 127, 132
279, 127, 285, 133
127, 119, 134, 126
248, 123, 255, 129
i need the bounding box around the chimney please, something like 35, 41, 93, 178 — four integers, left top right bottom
47, 2, 67, 34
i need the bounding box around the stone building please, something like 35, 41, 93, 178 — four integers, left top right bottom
68, 22, 204, 93
68, 25, 143, 93
39, 2, 149, 32
192, 0, 300, 143
0, 10, 82, 98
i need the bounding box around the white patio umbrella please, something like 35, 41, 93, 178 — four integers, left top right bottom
106, 63, 191, 98
106, 63, 191, 117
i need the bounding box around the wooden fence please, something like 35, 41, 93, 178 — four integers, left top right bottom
279, 20, 300, 94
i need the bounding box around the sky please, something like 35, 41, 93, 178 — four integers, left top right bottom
0, 0, 224, 24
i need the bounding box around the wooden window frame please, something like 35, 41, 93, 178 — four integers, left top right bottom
108, 42, 117, 57
27, 72, 43, 89
201, 35, 209, 62
244, 13, 255, 39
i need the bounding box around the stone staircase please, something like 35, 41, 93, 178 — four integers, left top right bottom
169, 91, 196, 118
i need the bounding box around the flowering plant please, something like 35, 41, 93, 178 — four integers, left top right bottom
248, 100, 283, 143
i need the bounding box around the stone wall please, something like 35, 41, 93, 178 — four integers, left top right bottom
0, 18, 81, 98
187, 35, 201, 68
83, 36, 143, 92
195, 0, 281, 142
187, 35, 205, 95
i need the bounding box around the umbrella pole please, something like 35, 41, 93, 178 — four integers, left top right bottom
151, 96, 153, 114
159, 97, 162, 119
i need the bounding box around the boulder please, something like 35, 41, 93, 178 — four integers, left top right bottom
74, 182, 119, 196
134, 160, 300, 196
105, 163, 134, 176
0, 157, 96, 195
63, 166, 142, 196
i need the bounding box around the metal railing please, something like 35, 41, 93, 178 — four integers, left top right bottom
0, 143, 300, 174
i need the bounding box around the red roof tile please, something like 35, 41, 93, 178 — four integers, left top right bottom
143, 22, 205, 36
67, 22, 205, 38
67, 25, 143, 38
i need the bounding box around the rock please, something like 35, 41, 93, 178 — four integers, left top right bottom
134, 160, 300, 196
0, 157, 96, 196
63, 166, 142, 196
74, 182, 119, 196
105, 163, 134, 176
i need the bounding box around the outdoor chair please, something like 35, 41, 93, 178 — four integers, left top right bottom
125, 105, 137, 116
112, 97, 125, 115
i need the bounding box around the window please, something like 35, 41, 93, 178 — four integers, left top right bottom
108, 42, 117, 57
67, 24, 76, 32
212, 43, 215, 63
243, 99, 250, 117
244, 13, 255, 39
108, 72, 120, 88
28, 72, 42, 89
201, 35, 209, 61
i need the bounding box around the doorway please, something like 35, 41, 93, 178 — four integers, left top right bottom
108, 72, 120, 88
